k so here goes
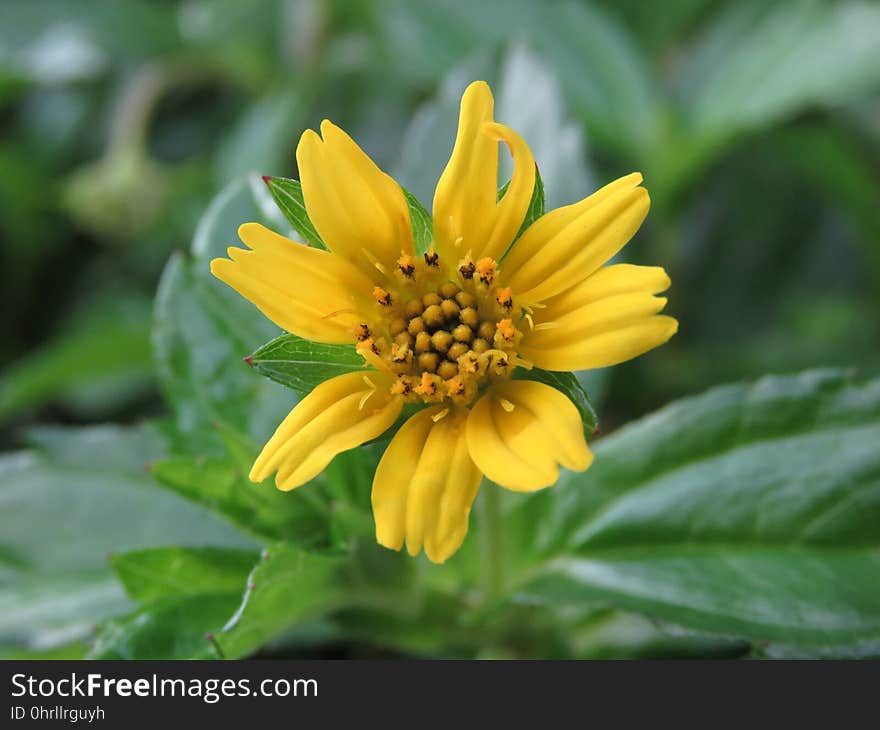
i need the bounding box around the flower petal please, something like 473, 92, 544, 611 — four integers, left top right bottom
518, 262, 676, 370
296, 121, 413, 275
372, 408, 482, 563
432, 84, 537, 266
526, 292, 670, 350
432, 81, 498, 263
504, 173, 649, 304
537, 263, 671, 323
210, 222, 372, 343
482, 121, 535, 261
521, 315, 679, 371
466, 381, 593, 493
250, 371, 402, 491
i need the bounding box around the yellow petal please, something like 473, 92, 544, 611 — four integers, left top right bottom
372, 408, 482, 563
526, 292, 670, 350
296, 121, 413, 276
504, 173, 649, 304
466, 381, 593, 493
481, 121, 535, 261
433, 83, 537, 265
521, 315, 679, 371
539, 264, 671, 322
210, 222, 372, 343
433, 81, 497, 261
250, 371, 402, 491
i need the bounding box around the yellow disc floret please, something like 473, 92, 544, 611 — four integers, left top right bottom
356, 249, 524, 405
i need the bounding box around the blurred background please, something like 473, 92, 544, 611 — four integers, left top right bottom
1, 0, 878, 445
1, 0, 879, 660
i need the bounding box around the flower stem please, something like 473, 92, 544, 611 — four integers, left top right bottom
480, 483, 504, 601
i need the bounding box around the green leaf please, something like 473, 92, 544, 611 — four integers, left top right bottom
110, 547, 259, 604
678, 1, 880, 162
217, 90, 307, 183
247, 333, 364, 395
0, 294, 153, 423
153, 175, 294, 454
0, 425, 252, 654
89, 593, 241, 660
404, 188, 433, 255
215, 543, 347, 659
514, 367, 597, 436
150, 454, 331, 545
262, 175, 326, 249
568, 609, 748, 660
91, 546, 262, 660
512, 369, 880, 646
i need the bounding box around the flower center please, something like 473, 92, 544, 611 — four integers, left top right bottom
355, 250, 525, 405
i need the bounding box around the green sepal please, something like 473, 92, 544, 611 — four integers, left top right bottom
498, 164, 545, 245
262, 176, 326, 249
404, 189, 433, 255
247, 333, 364, 395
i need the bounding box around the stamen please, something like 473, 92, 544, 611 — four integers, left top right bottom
357, 339, 394, 374
496, 319, 516, 341
413, 371, 439, 396
358, 389, 375, 410
533, 322, 559, 332
495, 287, 513, 310
475, 257, 496, 285
499, 398, 515, 413
431, 408, 449, 423
373, 286, 393, 306
513, 356, 533, 370
390, 376, 412, 396
397, 253, 416, 278
362, 247, 389, 276
365, 265, 527, 406
453, 235, 463, 249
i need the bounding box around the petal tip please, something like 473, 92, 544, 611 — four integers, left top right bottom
464, 79, 492, 97
319, 118, 340, 139
237, 221, 263, 241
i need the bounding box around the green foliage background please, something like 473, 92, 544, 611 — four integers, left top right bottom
1, 0, 878, 659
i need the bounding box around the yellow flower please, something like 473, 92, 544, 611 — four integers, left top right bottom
210, 81, 677, 563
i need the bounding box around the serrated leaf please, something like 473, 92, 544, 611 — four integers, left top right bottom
110, 547, 259, 604
511, 369, 880, 646
262, 175, 326, 249
215, 543, 347, 659
514, 367, 596, 436
153, 176, 295, 454
149, 454, 331, 546
404, 188, 433, 255
0, 424, 251, 654
88, 593, 240, 660
248, 333, 364, 395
